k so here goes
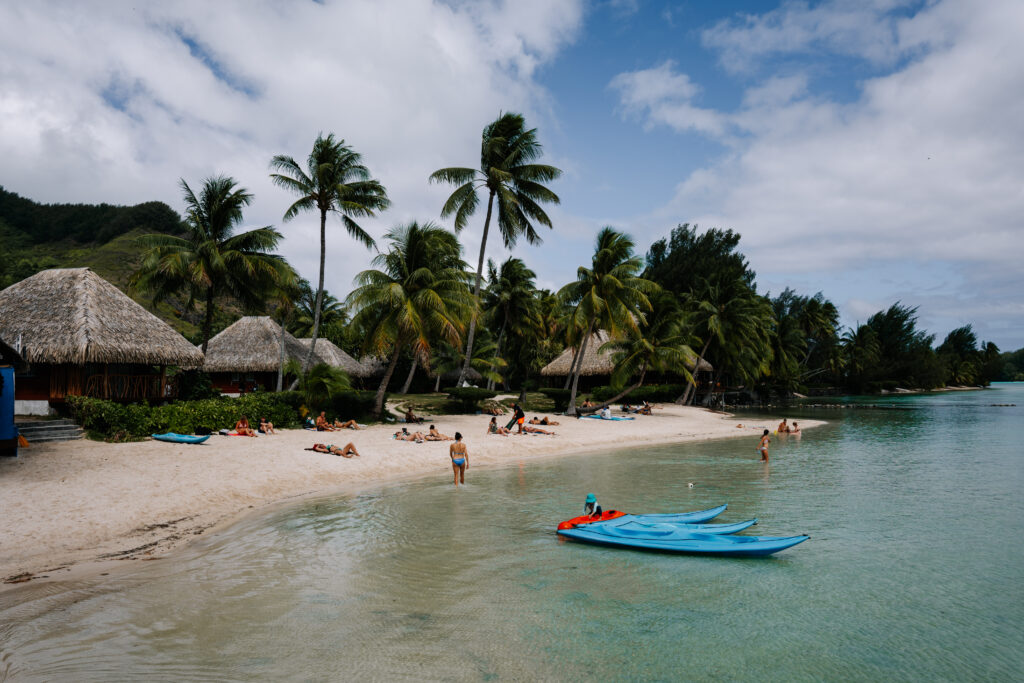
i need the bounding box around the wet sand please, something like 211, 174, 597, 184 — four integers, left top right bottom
0, 405, 820, 588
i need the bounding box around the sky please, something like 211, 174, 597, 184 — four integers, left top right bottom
1, 0, 1022, 349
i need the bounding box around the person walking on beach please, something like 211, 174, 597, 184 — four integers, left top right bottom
758, 429, 771, 462
449, 432, 469, 487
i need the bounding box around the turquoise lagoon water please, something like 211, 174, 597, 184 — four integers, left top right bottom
1, 384, 1022, 681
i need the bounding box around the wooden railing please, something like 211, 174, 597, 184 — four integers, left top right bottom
83, 374, 177, 401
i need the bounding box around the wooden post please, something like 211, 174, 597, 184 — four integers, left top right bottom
160, 365, 167, 399
103, 364, 109, 399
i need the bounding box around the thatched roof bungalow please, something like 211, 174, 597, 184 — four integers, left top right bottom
201, 316, 368, 392
0, 268, 203, 413
540, 331, 711, 386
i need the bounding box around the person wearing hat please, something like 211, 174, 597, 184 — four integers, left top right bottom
583, 493, 603, 518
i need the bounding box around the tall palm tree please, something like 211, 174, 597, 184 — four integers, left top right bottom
348, 221, 472, 415
133, 176, 289, 353
482, 257, 540, 389
429, 112, 561, 386
596, 289, 697, 408
558, 227, 656, 415
289, 280, 348, 340
270, 133, 390, 375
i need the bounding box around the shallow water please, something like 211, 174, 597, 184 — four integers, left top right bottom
2, 384, 1022, 681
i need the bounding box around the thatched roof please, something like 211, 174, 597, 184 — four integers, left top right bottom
359, 355, 387, 378
298, 338, 369, 378
540, 330, 712, 377
0, 268, 203, 367
1, 334, 26, 371
430, 366, 484, 383
202, 316, 310, 373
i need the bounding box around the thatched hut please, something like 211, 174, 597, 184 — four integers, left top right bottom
297, 338, 369, 379
540, 331, 712, 388
0, 268, 203, 413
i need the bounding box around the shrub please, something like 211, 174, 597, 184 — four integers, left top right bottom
590, 384, 689, 404
443, 386, 497, 413
175, 370, 221, 401
538, 388, 572, 412
67, 392, 304, 440
325, 390, 381, 421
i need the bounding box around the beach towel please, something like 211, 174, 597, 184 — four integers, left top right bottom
505, 417, 518, 430
582, 415, 635, 421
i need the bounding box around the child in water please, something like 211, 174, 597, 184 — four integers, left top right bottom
583, 493, 603, 517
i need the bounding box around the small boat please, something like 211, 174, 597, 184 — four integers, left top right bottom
589, 516, 758, 535
582, 414, 635, 421
556, 504, 727, 530
557, 520, 808, 557
152, 433, 211, 444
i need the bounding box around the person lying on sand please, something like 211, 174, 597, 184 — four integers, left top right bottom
483, 405, 505, 415
529, 416, 560, 426
405, 408, 424, 424
522, 424, 555, 435
315, 412, 334, 431
235, 415, 257, 437
487, 417, 511, 436
306, 443, 360, 457
393, 428, 425, 443
258, 417, 275, 434
333, 418, 360, 430
426, 425, 453, 441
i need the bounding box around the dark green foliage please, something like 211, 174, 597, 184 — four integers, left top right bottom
538, 388, 573, 412
644, 223, 755, 294
325, 390, 381, 420
67, 393, 304, 441
174, 370, 221, 401
443, 387, 497, 412
997, 346, 1024, 381
590, 384, 689, 403
0, 186, 181, 245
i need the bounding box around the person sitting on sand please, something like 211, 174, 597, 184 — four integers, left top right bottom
638, 402, 653, 416
258, 417, 275, 434
523, 424, 554, 435
333, 418, 360, 430
777, 418, 790, 434
315, 412, 334, 431
487, 416, 511, 436
622, 403, 635, 413
758, 429, 771, 462
405, 407, 424, 424
307, 443, 360, 458
583, 493, 603, 518
599, 405, 612, 419
581, 399, 594, 409
235, 415, 257, 437
529, 416, 560, 426
427, 425, 453, 441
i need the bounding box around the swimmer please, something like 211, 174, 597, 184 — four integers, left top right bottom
449, 432, 468, 487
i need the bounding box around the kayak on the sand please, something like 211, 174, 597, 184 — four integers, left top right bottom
556, 504, 727, 530
152, 433, 211, 444
582, 414, 635, 421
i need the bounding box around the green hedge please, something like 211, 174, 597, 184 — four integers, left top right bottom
538, 388, 572, 412
67, 392, 304, 441
590, 384, 689, 403
443, 386, 497, 413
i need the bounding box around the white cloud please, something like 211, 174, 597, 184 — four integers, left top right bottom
611, 0, 1024, 346
0, 0, 583, 297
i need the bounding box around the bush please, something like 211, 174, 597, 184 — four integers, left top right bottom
174, 370, 221, 401
443, 386, 497, 413
590, 384, 688, 404
67, 392, 304, 440
325, 390, 381, 421
538, 388, 572, 412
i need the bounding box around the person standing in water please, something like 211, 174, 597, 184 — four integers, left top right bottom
449, 432, 469, 487
758, 429, 771, 462
583, 493, 603, 517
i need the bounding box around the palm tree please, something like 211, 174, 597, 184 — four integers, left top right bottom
133, 176, 289, 353
596, 289, 697, 408
429, 112, 561, 386
429, 334, 507, 392
270, 133, 390, 375
558, 227, 656, 415
842, 324, 880, 390
289, 280, 348, 340
348, 221, 472, 415
482, 257, 540, 389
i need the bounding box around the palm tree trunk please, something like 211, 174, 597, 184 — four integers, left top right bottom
487, 318, 507, 391
562, 344, 582, 390
677, 338, 711, 405
374, 344, 402, 416
276, 311, 287, 392
303, 208, 328, 374
457, 190, 495, 386
590, 367, 647, 412
566, 319, 595, 416
201, 286, 216, 354
434, 374, 442, 392
703, 368, 724, 407
400, 351, 420, 394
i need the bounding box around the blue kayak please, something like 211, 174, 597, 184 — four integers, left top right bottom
582, 414, 635, 421
152, 433, 210, 444
627, 504, 729, 524
588, 516, 758, 535
557, 520, 809, 557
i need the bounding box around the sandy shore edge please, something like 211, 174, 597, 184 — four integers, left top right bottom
1, 406, 821, 591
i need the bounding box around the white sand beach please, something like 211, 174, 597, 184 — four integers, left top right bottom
0, 406, 821, 587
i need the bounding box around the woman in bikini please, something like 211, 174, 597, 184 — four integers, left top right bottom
235, 415, 257, 437
522, 424, 554, 435
427, 425, 453, 441
307, 443, 360, 458
758, 429, 771, 462
333, 418, 360, 430
449, 432, 468, 487
529, 416, 560, 426
487, 417, 510, 436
